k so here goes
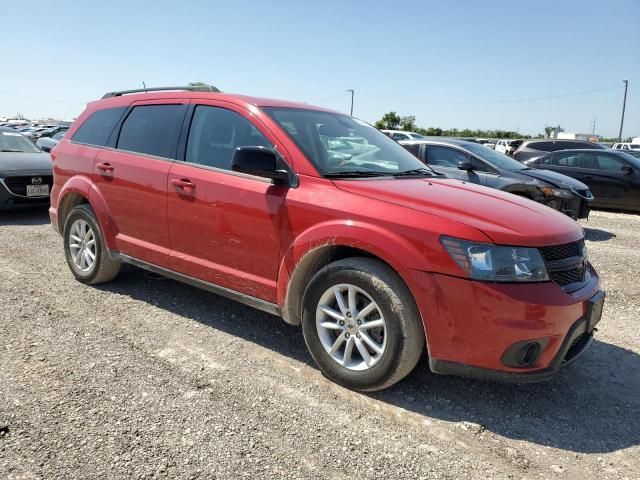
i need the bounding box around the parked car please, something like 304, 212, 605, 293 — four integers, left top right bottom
524, 149, 640, 212
476, 139, 496, 149
36, 130, 66, 152
513, 139, 606, 162
381, 129, 425, 141
495, 139, 523, 156
623, 150, 640, 160
399, 139, 593, 219
50, 86, 604, 391
33, 125, 68, 140
0, 126, 53, 209
612, 142, 640, 151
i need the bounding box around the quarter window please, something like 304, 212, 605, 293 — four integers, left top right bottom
185, 106, 272, 170
72, 107, 126, 147
117, 105, 185, 158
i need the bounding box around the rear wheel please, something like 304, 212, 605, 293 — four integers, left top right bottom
301, 258, 425, 391
63, 204, 120, 284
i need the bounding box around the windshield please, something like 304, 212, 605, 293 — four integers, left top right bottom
462, 141, 528, 171
263, 108, 433, 177
0, 130, 41, 153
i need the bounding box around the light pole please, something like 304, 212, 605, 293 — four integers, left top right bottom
347, 89, 354, 116
618, 80, 628, 142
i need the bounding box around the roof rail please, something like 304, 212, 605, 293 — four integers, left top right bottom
101, 85, 221, 99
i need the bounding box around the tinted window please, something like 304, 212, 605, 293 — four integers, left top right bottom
585, 154, 624, 171
392, 133, 409, 140
402, 143, 421, 158
72, 107, 126, 146
116, 105, 184, 158
186, 106, 272, 170
529, 141, 553, 152
426, 145, 468, 167
552, 152, 582, 167
461, 142, 527, 171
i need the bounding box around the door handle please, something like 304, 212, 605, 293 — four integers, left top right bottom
171, 178, 196, 190
96, 162, 114, 173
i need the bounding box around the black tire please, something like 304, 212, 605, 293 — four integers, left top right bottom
63, 204, 120, 285
301, 257, 425, 392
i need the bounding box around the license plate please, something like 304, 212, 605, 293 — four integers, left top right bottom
26, 184, 49, 197
586, 291, 605, 332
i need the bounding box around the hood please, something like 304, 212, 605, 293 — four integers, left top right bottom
519, 168, 589, 190
333, 178, 583, 247
0, 151, 52, 175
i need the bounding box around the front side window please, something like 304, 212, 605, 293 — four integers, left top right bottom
72, 107, 126, 147
462, 142, 526, 171
185, 106, 272, 170
589, 154, 624, 171
264, 108, 430, 176
117, 104, 185, 158
426, 145, 468, 167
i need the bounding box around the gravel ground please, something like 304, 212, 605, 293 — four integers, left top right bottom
0, 208, 639, 479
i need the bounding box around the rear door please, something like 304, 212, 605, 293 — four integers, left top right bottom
538, 151, 586, 183
581, 152, 633, 207
93, 101, 187, 266
424, 145, 487, 185
166, 102, 289, 302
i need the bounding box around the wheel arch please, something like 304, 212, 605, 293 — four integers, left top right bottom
56, 176, 118, 250
277, 220, 430, 327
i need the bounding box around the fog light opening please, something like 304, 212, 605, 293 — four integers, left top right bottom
519, 342, 541, 366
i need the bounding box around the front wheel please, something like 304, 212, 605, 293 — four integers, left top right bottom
301, 258, 425, 392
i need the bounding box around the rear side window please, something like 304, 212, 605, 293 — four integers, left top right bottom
529, 141, 552, 152
72, 107, 126, 146
425, 145, 469, 167
551, 152, 582, 167
402, 143, 421, 158
117, 104, 185, 159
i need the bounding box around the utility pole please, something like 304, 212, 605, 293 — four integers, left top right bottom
347, 89, 354, 116
590, 118, 597, 134
618, 79, 628, 142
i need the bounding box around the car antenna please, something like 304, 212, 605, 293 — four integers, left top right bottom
142, 81, 148, 92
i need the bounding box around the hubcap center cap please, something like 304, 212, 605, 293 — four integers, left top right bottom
345, 321, 358, 333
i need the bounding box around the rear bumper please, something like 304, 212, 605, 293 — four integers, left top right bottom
402, 267, 601, 380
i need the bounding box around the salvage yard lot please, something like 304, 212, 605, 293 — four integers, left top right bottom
1, 209, 639, 479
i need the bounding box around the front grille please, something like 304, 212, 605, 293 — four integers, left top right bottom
539, 239, 587, 288
3, 175, 53, 196
539, 239, 584, 262
549, 267, 584, 286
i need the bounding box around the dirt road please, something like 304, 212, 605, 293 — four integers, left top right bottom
1, 208, 638, 479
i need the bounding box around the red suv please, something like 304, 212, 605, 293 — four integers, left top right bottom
50, 86, 605, 391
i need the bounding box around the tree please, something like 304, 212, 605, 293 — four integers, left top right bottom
374, 111, 402, 130
400, 115, 417, 131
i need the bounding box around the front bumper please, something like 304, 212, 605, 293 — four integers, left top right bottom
0, 176, 51, 210
542, 195, 590, 220
402, 266, 601, 381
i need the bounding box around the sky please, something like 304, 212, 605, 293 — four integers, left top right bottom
1, 0, 639, 138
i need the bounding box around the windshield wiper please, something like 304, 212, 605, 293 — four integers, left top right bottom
393, 168, 437, 177
0, 149, 25, 153
324, 170, 394, 178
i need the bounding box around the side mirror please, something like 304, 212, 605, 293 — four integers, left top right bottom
621, 165, 634, 175
40, 145, 51, 152
458, 160, 474, 171
232, 146, 289, 183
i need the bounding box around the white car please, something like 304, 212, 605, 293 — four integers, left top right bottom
612, 142, 640, 151
381, 130, 425, 141
495, 139, 522, 156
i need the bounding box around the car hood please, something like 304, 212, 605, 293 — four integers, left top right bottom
519, 168, 589, 190
333, 178, 583, 246
0, 151, 52, 175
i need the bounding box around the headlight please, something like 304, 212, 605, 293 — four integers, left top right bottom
539, 187, 573, 198
441, 237, 549, 282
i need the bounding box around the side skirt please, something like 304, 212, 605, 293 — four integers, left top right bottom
112, 252, 282, 317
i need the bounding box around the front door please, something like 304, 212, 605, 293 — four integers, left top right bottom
93, 102, 187, 266
167, 103, 288, 302
581, 152, 632, 208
